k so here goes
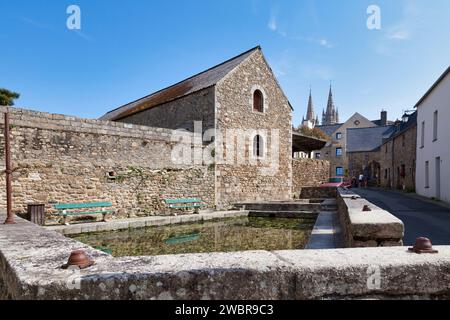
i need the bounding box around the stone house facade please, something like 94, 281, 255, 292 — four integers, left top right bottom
316, 112, 385, 177
344, 112, 417, 190
101, 46, 294, 209
379, 113, 417, 191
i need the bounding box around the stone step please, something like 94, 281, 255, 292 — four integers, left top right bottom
248, 211, 318, 219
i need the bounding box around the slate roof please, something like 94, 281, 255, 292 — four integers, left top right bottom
346, 125, 396, 153
383, 111, 417, 143
100, 46, 261, 121
315, 124, 342, 137
371, 119, 395, 126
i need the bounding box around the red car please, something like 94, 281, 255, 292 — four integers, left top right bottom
321, 177, 352, 188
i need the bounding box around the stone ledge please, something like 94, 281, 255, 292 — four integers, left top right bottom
0, 106, 196, 143
45, 211, 249, 235
1, 213, 449, 300
336, 188, 404, 247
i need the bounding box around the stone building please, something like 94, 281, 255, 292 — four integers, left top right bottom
342, 111, 417, 190
315, 111, 389, 177
346, 125, 396, 183
378, 112, 417, 191
0, 47, 330, 217
101, 46, 294, 209
416, 66, 450, 203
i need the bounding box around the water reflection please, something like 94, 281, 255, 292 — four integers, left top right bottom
70, 217, 316, 257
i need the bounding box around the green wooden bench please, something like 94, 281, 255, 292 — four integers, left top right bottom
164, 198, 205, 215
54, 202, 115, 225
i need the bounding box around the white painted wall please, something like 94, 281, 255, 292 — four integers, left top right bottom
416, 71, 450, 203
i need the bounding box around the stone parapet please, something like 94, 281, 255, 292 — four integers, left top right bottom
336, 188, 404, 247
0, 214, 448, 300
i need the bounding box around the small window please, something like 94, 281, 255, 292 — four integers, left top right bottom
384, 169, 388, 179
315, 153, 321, 159
421, 121, 425, 148
253, 135, 264, 158
385, 144, 388, 153
433, 110, 438, 141
336, 148, 343, 157
336, 167, 344, 176
336, 132, 342, 140
402, 134, 405, 147
425, 161, 430, 188
253, 90, 264, 113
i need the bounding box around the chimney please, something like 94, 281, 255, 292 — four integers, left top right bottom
380, 110, 387, 126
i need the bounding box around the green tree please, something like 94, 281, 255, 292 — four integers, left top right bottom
0, 88, 20, 106
298, 125, 330, 141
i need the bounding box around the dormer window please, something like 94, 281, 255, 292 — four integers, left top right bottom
253, 90, 264, 113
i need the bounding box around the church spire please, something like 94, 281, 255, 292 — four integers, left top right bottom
306, 87, 315, 122
324, 84, 337, 125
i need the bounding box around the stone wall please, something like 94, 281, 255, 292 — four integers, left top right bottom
348, 150, 382, 185
0, 107, 215, 221
215, 49, 293, 209
337, 188, 404, 247
118, 87, 215, 132
292, 158, 330, 197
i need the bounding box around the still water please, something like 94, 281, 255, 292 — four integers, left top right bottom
70, 216, 316, 257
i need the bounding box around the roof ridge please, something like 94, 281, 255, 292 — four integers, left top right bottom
103, 46, 261, 116
415, 65, 450, 108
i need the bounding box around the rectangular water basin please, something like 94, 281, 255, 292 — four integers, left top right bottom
69, 216, 317, 257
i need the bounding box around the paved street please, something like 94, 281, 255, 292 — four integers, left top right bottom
353, 188, 450, 246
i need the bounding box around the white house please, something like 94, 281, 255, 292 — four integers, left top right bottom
416, 66, 450, 203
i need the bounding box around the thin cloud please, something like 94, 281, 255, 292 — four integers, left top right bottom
268, 16, 277, 31
374, 0, 419, 56
313, 38, 334, 48
387, 27, 410, 40
19, 16, 52, 30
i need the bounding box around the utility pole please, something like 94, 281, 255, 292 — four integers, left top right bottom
4, 111, 15, 224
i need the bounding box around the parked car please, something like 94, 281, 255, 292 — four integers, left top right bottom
320, 177, 352, 188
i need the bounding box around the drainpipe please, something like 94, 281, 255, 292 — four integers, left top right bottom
4, 111, 15, 224
391, 136, 395, 189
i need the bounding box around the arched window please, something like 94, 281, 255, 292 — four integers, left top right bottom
253, 89, 264, 113
253, 135, 264, 158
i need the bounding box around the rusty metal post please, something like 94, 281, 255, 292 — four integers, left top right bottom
4, 111, 15, 224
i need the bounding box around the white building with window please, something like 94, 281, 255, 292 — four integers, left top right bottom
416, 66, 450, 203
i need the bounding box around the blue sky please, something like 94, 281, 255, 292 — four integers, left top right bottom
1, 0, 449, 126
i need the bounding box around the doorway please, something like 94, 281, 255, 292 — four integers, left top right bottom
435, 157, 441, 200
